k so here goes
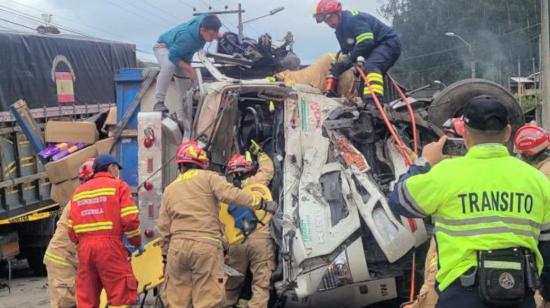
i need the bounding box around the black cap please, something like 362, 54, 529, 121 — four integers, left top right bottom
463, 95, 509, 131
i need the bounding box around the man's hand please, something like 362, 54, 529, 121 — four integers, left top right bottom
250, 139, 262, 155
260, 200, 278, 213
178, 60, 198, 83
422, 136, 447, 166
135, 244, 145, 256
330, 59, 353, 77
187, 68, 198, 83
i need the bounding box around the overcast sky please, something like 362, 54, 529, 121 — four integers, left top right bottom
0, 0, 385, 64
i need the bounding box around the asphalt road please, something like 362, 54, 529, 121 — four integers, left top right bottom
0, 259, 403, 308
0, 259, 49, 308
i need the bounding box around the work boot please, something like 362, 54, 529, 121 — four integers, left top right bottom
153, 101, 170, 114
362, 94, 385, 107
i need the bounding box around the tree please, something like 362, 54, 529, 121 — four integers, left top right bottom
380, 0, 541, 89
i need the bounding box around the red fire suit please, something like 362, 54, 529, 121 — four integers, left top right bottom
67, 172, 141, 308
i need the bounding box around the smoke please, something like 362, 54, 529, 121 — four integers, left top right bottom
474, 30, 507, 82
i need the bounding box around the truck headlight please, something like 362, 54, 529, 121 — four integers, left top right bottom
318, 250, 353, 291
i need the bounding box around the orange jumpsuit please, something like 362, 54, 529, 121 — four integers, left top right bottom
67, 172, 142, 308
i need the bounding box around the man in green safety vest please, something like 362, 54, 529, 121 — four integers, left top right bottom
389, 95, 550, 307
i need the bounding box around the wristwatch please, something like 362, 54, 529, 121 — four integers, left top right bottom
414, 157, 431, 172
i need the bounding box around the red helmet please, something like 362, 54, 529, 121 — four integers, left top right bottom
514, 124, 550, 156
176, 140, 209, 169
442, 117, 465, 137
314, 0, 342, 23
226, 153, 255, 175
79, 158, 95, 182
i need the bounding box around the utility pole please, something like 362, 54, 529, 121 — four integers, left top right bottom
445, 32, 475, 78
193, 3, 245, 38
470, 46, 476, 79
237, 3, 243, 39
541, 0, 550, 130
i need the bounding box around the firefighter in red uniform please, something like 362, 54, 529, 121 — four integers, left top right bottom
67, 154, 141, 308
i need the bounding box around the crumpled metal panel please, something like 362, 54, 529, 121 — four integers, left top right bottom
282, 92, 363, 296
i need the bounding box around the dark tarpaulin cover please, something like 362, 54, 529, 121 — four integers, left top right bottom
0, 31, 137, 112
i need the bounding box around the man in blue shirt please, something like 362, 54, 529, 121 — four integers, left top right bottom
153, 15, 221, 114
314, 0, 401, 105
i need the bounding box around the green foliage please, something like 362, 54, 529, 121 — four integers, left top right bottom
514, 94, 538, 111
380, 0, 541, 89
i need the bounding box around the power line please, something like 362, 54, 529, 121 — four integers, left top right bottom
126, 0, 180, 25
143, 0, 183, 23
400, 46, 466, 62
400, 23, 542, 64
0, 16, 36, 31
0, 6, 95, 38
405, 60, 462, 74
104, 0, 172, 29
8, 0, 122, 39
1, 3, 154, 55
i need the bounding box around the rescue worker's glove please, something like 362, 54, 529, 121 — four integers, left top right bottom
259, 200, 278, 213
228, 204, 258, 238
250, 139, 263, 155
330, 59, 353, 77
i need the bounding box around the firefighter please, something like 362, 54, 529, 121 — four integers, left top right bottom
224, 147, 275, 308
314, 0, 401, 104
514, 124, 550, 308
44, 159, 94, 308
389, 96, 550, 307
153, 14, 222, 114
514, 124, 550, 178
67, 154, 142, 308
157, 140, 277, 308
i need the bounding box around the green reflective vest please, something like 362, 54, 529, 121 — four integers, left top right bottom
404, 144, 550, 291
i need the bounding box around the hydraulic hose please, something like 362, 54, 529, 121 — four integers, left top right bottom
389, 75, 418, 154
355, 64, 412, 166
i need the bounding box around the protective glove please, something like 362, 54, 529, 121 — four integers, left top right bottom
259, 200, 278, 213
330, 59, 353, 77
228, 204, 257, 236
250, 139, 262, 155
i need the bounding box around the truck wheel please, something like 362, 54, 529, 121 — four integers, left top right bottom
25, 246, 47, 276
428, 79, 524, 132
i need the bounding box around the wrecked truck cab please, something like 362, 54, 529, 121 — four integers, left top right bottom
186, 52, 524, 307
191, 69, 430, 307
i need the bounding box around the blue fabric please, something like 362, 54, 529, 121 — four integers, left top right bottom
158, 15, 207, 65
335, 10, 399, 61
388, 164, 430, 218
123, 235, 137, 254
94, 153, 122, 170
228, 204, 258, 236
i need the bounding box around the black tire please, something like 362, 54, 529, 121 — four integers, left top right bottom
428, 79, 524, 132
25, 246, 47, 276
